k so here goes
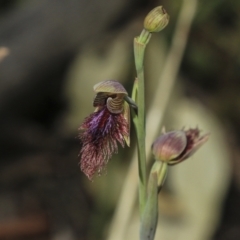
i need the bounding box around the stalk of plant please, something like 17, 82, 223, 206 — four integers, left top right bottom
140, 160, 167, 240
132, 6, 169, 218
132, 7, 208, 240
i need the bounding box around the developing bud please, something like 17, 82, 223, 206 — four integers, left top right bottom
151, 128, 209, 165
144, 6, 169, 33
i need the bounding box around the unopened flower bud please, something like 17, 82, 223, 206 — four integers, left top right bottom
144, 6, 169, 33
151, 128, 209, 165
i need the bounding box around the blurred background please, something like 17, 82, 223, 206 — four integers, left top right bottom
0, 0, 240, 239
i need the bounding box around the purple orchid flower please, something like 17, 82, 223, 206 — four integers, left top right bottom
79, 80, 131, 180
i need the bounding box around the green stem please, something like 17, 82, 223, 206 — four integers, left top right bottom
140, 161, 168, 240
131, 79, 139, 136
140, 172, 158, 240
133, 29, 152, 217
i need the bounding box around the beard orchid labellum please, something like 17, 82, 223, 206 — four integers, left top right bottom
79, 80, 134, 180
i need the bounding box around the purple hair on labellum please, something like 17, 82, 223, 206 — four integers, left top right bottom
78, 80, 131, 180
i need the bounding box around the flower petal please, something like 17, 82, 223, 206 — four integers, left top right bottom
93, 80, 128, 95
152, 131, 187, 162
79, 106, 129, 179
168, 128, 210, 165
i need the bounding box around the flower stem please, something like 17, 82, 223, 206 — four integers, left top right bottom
140, 161, 168, 240
131, 79, 139, 134
133, 29, 152, 217
140, 172, 158, 240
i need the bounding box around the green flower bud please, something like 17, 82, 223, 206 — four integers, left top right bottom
144, 6, 169, 33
